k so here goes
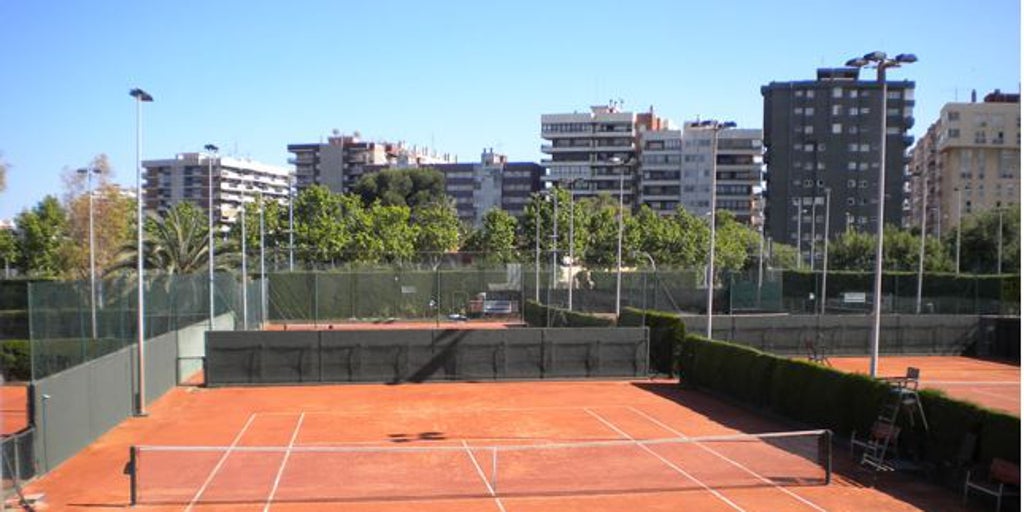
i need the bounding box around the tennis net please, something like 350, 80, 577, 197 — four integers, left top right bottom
129, 429, 832, 505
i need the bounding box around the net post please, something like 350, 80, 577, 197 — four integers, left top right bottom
823, 429, 833, 485
129, 445, 138, 506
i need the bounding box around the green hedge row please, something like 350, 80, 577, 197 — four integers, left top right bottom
679, 333, 1020, 473
618, 307, 685, 376
523, 300, 615, 328
1, 339, 30, 381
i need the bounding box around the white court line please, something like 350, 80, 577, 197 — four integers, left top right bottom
461, 440, 507, 512
584, 408, 746, 512
627, 407, 828, 512
263, 413, 306, 512
924, 380, 1019, 386
252, 404, 636, 417
184, 413, 257, 512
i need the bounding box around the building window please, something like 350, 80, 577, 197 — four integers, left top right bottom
974, 131, 986, 144
860, 180, 869, 188
848, 179, 857, 188
887, 90, 902, 100
847, 197, 856, 205
948, 111, 960, 121
848, 162, 857, 170
948, 128, 960, 138
805, 107, 815, 116
806, 90, 815, 99
804, 126, 814, 134
833, 87, 843, 98
849, 107, 859, 116
832, 105, 842, 116
832, 123, 842, 134
803, 179, 813, 188
849, 90, 859, 99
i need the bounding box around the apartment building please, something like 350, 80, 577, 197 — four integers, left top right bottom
142, 153, 291, 227
540, 104, 668, 208
434, 149, 543, 225
287, 132, 455, 194
762, 67, 916, 265
907, 90, 1020, 235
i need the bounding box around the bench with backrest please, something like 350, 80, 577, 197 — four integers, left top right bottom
964, 457, 1021, 511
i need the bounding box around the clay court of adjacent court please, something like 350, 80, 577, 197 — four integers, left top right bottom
21, 377, 983, 512
828, 355, 1020, 416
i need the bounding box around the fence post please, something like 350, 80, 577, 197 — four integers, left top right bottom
129, 445, 138, 506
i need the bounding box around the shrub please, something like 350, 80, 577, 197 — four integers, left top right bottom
619, 307, 685, 376
1, 339, 30, 381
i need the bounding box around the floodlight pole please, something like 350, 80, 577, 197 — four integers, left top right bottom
611, 157, 627, 318
259, 192, 266, 329
955, 187, 962, 275
288, 175, 295, 272
241, 195, 248, 329
821, 188, 831, 315
844, 50, 916, 377
77, 167, 100, 341
205, 144, 218, 331
915, 173, 927, 314
997, 208, 1003, 275
703, 120, 734, 339
130, 87, 153, 417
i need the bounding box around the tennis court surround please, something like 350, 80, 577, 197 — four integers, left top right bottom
205, 327, 649, 386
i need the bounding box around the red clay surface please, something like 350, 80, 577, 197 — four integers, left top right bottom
1, 382, 29, 435
827, 356, 1020, 416
265, 320, 517, 331
25, 380, 983, 511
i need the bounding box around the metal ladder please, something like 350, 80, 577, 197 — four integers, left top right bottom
860, 366, 929, 472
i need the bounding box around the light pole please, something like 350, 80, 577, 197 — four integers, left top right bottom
129, 87, 153, 416
77, 167, 101, 340
637, 250, 656, 375
259, 192, 266, 328
955, 187, 963, 275
288, 175, 295, 272
563, 178, 579, 311
609, 156, 630, 318
551, 186, 558, 304
757, 224, 765, 307
241, 194, 248, 329
701, 120, 736, 339
204, 144, 219, 331
821, 188, 831, 315
915, 173, 927, 314
796, 203, 804, 269
534, 202, 540, 302
997, 208, 1004, 275
845, 51, 916, 377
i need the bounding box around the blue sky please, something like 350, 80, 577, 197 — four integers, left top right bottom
0, 0, 1019, 220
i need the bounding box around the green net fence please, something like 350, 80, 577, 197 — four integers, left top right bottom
26, 272, 259, 380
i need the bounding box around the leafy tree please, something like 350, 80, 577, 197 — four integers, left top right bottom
353, 167, 446, 209
292, 185, 349, 265
827, 225, 953, 272
64, 183, 135, 279
665, 207, 709, 268
230, 195, 287, 267
15, 196, 69, 277
0, 228, 18, 276
767, 242, 799, 270
412, 199, 461, 257
713, 210, 759, 272
580, 194, 627, 267
956, 207, 1020, 274
351, 202, 416, 263
464, 208, 519, 263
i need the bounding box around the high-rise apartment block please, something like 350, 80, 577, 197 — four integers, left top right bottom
907, 90, 1020, 235
434, 149, 543, 226
762, 67, 916, 262
540, 105, 668, 208
287, 132, 455, 194
142, 153, 291, 227
542, 105, 763, 224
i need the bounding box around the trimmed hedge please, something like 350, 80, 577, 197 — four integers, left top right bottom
523, 300, 615, 328
679, 334, 1021, 479
1, 339, 30, 381
618, 307, 686, 376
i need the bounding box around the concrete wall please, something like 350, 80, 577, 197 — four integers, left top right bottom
176, 312, 234, 383
30, 317, 215, 475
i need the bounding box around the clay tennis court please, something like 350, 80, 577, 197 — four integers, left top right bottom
1, 382, 28, 435
22, 378, 974, 511
827, 356, 1020, 416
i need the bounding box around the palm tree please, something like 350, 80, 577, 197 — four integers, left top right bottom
109, 202, 236, 275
